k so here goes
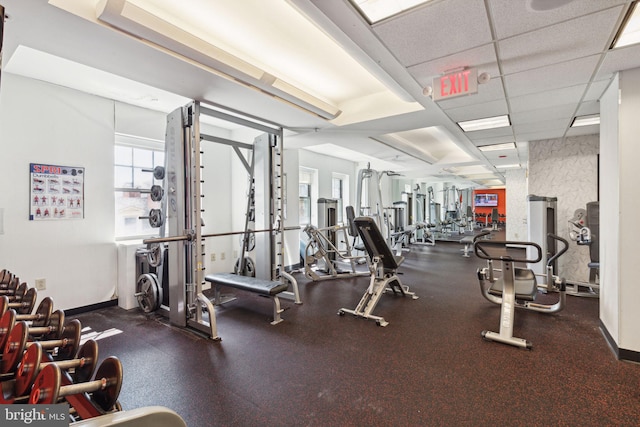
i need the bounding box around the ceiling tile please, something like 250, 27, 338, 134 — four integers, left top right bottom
510, 103, 577, 126
498, 7, 623, 76
488, 0, 627, 39
471, 134, 516, 147
444, 99, 509, 122
504, 55, 600, 97
509, 84, 587, 113
373, 0, 492, 66
575, 101, 600, 116
517, 127, 570, 142
597, 44, 640, 79
465, 126, 514, 141
584, 78, 613, 101
513, 118, 569, 134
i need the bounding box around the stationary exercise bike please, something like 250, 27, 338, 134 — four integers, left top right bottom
474, 234, 569, 349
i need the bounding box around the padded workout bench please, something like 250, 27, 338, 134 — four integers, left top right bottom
460, 231, 491, 257
205, 273, 289, 325
338, 216, 418, 326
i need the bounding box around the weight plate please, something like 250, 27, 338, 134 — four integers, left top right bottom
41, 310, 65, 341
29, 297, 54, 328
91, 356, 123, 412
15, 341, 43, 397
241, 230, 256, 252
150, 184, 164, 202
136, 273, 161, 313
18, 287, 37, 315
55, 319, 81, 361
30, 362, 61, 405
0, 296, 7, 317
153, 165, 165, 180
74, 339, 98, 384
148, 209, 164, 228
10, 282, 27, 302
233, 256, 256, 277
0, 309, 16, 350
2, 321, 28, 374
147, 243, 164, 268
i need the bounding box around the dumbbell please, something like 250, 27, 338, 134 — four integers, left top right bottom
14, 339, 99, 397
1, 287, 38, 315
0, 269, 14, 285
0, 276, 19, 295
0, 308, 64, 351
3, 280, 26, 299
0, 295, 53, 325
1, 318, 80, 374
30, 356, 123, 412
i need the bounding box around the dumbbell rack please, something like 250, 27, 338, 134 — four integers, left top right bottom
139, 101, 299, 341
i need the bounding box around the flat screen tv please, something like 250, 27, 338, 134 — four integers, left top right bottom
474, 193, 498, 207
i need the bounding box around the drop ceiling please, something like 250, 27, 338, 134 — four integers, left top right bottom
2, 0, 639, 188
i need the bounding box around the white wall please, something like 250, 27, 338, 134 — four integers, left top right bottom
527, 134, 599, 283
300, 150, 358, 215
0, 74, 117, 310
600, 74, 620, 344
613, 68, 640, 353
505, 168, 528, 241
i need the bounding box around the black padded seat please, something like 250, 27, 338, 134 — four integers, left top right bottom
205, 273, 288, 296
353, 216, 403, 271
488, 268, 537, 301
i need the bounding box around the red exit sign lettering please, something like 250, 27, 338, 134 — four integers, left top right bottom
433, 68, 478, 101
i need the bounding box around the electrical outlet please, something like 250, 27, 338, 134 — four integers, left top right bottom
221, 252, 226, 260
210, 253, 216, 262
35, 278, 46, 290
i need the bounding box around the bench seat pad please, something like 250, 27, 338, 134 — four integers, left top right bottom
205, 273, 288, 296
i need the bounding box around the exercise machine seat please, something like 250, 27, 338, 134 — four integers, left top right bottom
353, 216, 403, 271
488, 267, 537, 301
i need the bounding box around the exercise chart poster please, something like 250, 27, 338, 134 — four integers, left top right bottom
29, 163, 84, 221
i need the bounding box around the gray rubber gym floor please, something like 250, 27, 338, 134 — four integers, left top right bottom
72, 237, 640, 426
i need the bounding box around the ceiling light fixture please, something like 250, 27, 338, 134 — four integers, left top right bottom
458, 115, 511, 132
478, 142, 516, 152
497, 164, 521, 169
611, 1, 640, 49
349, 0, 434, 24
571, 114, 600, 127
96, 0, 341, 120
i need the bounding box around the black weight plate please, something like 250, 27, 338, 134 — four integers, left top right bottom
74, 339, 98, 383
136, 273, 160, 313
41, 310, 65, 341
28, 297, 53, 328
91, 356, 123, 412
54, 319, 81, 360
18, 287, 37, 315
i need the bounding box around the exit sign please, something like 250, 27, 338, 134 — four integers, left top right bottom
433, 68, 478, 101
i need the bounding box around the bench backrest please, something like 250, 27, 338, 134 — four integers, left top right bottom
353, 216, 399, 270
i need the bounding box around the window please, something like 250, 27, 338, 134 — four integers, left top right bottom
332, 176, 344, 223
115, 134, 164, 239
299, 183, 311, 226
332, 172, 349, 224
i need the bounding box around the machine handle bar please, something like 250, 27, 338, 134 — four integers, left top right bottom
474, 240, 542, 264
546, 233, 569, 267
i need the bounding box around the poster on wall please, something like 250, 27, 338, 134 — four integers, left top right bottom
29, 163, 84, 221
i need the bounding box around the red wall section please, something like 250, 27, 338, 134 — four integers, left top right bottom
473, 189, 506, 223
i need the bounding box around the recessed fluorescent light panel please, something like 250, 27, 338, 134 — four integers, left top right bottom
478, 142, 516, 152
571, 114, 600, 127
497, 164, 521, 169
458, 115, 510, 132
612, 1, 640, 49
350, 0, 433, 24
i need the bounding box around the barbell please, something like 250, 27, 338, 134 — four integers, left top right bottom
142, 225, 301, 245
30, 356, 123, 412
14, 339, 98, 397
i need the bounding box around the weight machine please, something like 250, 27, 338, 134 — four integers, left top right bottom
566, 201, 599, 297
136, 101, 299, 340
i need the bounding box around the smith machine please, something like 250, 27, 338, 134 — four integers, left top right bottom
137, 101, 300, 340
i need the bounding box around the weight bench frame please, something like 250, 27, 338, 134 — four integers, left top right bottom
338, 216, 418, 326
205, 273, 288, 325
